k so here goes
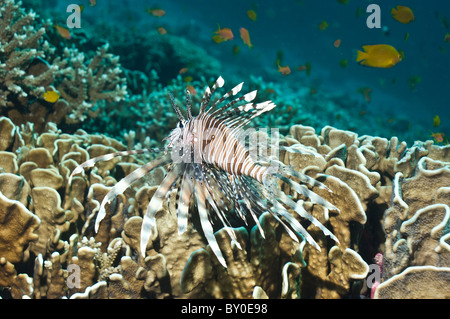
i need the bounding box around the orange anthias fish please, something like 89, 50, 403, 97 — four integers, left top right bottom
147, 8, 166, 17
391, 6, 415, 24
89, 0, 96, 7
54, 25, 71, 39
186, 85, 197, 95
334, 39, 341, 48
43, 90, 60, 103
212, 25, 234, 43
178, 67, 189, 75
240, 27, 252, 48
277, 62, 291, 75
157, 27, 167, 35
356, 44, 402, 68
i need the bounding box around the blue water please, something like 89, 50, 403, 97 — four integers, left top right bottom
36, 0, 450, 144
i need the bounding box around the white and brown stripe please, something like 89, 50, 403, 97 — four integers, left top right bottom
186, 113, 268, 183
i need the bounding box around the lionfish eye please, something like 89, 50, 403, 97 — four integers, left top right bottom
178, 122, 184, 128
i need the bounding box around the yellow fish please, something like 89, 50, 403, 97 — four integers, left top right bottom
247, 9, 257, 21
356, 44, 402, 68
43, 90, 59, 103
391, 6, 415, 24
433, 115, 441, 127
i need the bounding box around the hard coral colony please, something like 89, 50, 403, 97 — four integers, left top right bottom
0, 0, 450, 301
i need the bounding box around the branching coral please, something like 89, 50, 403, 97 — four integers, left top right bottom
51, 43, 127, 124
0, 0, 127, 132
0, 0, 47, 105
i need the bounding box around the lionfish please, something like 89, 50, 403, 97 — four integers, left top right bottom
69, 76, 339, 267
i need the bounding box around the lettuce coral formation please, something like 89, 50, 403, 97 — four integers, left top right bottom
0, 113, 449, 299
0, 0, 449, 299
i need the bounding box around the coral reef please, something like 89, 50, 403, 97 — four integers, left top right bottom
373, 155, 450, 298
0, 0, 448, 300
1, 114, 448, 299
0, 0, 127, 132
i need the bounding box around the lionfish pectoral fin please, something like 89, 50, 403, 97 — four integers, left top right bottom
203, 185, 242, 250
194, 181, 227, 268
177, 170, 192, 235
270, 200, 321, 251
243, 197, 265, 239
68, 148, 165, 186
275, 173, 339, 212
276, 163, 333, 193
276, 189, 340, 244
140, 164, 181, 257
95, 155, 170, 233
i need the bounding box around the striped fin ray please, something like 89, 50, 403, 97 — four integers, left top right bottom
185, 89, 193, 120
204, 81, 244, 115
201, 165, 233, 217
200, 76, 225, 114
235, 176, 266, 238
177, 169, 193, 235
217, 100, 262, 123
140, 164, 182, 257
241, 176, 303, 242
167, 169, 183, 216
210, 89, 257, 119
273, 187, 339, 243
167, 92, 185, 121
269, 199, 321, 250
262, 157, 331, 192
225, 101, 276, 130
68, 147, 166, 185
241, 175, 307, 242
202, 179, 242, 250
193, 179, 227, 267
96, 154, 171, 232
230, 176, 248, 223
199, 164, 244, 249
274, 173, 339, 212
206, 165, 235, 210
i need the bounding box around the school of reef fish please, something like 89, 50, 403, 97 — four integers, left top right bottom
0, 0, 449, 299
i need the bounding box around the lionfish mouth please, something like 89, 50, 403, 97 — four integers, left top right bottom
69, 76, 340, 268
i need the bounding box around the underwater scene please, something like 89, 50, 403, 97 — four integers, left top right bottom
0, 0, 449, 301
